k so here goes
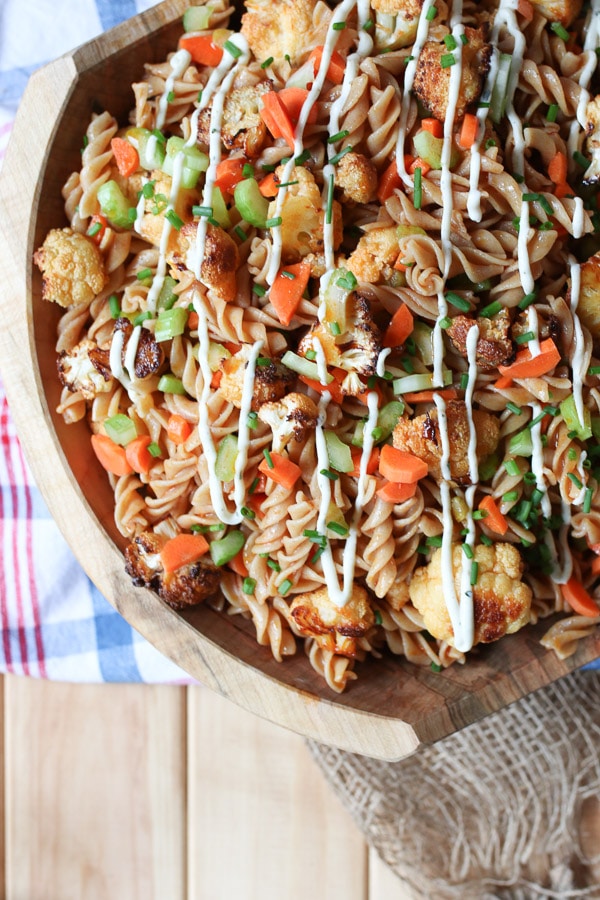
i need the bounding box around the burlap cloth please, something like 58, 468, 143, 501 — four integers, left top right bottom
308, 669, 600, 899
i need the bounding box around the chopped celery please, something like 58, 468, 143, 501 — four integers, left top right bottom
157, 275, 178, 310
509, 429, 533, 457
325, 502, 349, 535
351, 400, 404, 448
393, 370, 452, 394
207, 341, 231, 372
413, 130, 459, 170
233, 178, 269, 228
126, 127, 166, 170
154, 307, 189, 342
559, 395, 592, 441
104, 414, 137, 446
324, 431, 353, 473
162, 136, 209, 189
490, 53, 512, 124
322, 268, 354, 333
210, 529, 245, 566
351, 418, 368, 448
412, 321, 433, 366
285, 58, 315, 89
210, 185, 232, 229
97, 180, 135, 229
215, 434, 238, 482
183, 5, 213, 31
396, 224, 426, 238
157, 374, 187, 395
281, 350, 334, 383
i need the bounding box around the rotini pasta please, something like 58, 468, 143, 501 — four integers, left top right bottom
34, 0, 600, 691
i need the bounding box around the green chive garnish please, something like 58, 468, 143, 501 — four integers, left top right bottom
470, 561, 479, 585
588, 366, 600, 375
248, 476, 259, 494
584, 487, 593, 514
148, 442, 162, 458
242, 577, 257, 595
263, 448, 274, 468
328, 130, 350, 143
330, 145, 353, 165
506, 402, 522, 415
87, 221, 102, 237
332, 20, 346, 29
192, 205, 213, 218
165, 209, 184, 231
439, 316, 452, 329
503, 490, 519, 502
518, 292, 537, 310
234, 225, 247, 241
241, 506, 256, 519
515, 331, 535, 344
224, 39, 242, 58
445, 292, 470, 312
443, 34, 457, 50
504, 459, 521, 476
568, 472, 583, 489
305, 349, 317, 360
413, 166, 422, 209
108, 294, 121, 318
327, 521, 349, 536
574, 150, 589, 169
472, 509, 487, 520
253, 283, 266, 297
257, 356, 271, 366
440, 52, 456, 68
479, 300, 503, 317
295, 149, 311, 166
546, 103, 559, 122
266, 216, 282, 228
320, 468, 339, 481
426, 5, 437, 20
460, 33, 468, 45
281, 270, 296, 280
427, 535, 443, 548
326, 173, 335, 225
167, 90, 175, 103
330, 321, 341, 335
137, 267, 153, 281
550, 21, 570, 41
463, 543, 474, 559
267, 558, 282, 572
480, 534, 493, 546
261, 57, 274, 69
279, 579, 293, 596
460, 373, 469, 390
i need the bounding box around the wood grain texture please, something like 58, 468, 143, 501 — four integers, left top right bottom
0, 0, 598, 763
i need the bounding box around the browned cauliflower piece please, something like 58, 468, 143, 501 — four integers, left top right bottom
335, 152, 378, 204
129, 170, 199, 249
446, 309, 513, 370
289, 584, 375, 657
584, 96, 600, 184
409, 543, 532, 647
219, 345, 295, 410
34, 228, 108, 307
257, 392, 319, 452
413, 26, 492, 122
197, 85, 269, 158
57, 339, 113, 399
298, 292, 381, 395
528, 0, 582, 26
346, 226, 399, 284
372, 0, 423, 50
124, 531, 219, 610
575, 250, 600, 340
241, 0, 326, 64
385, 575, 410, 612
392, 399, 500, 483
268, 166, 342, 262
171, 222, 239, 303
113, 317, 164, 379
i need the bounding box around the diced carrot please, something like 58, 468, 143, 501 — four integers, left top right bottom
160, 533, 209, 575
187, 310, 199, 330
166, 413, 192, 445
308, 46, 346, 84
111, 137, 140, 178
376, 479, 418, 503
258, 172, 279, 197
125, 435, 154, 475
494, 374, 514, 390
223, 341, 242, 355
179, 34, 223, 67
270, 261, 311, 326
421, 118, 443, 138
497, 337, 561, 381
562, 576, 600, 618
402, 388, 458, 403
548, 151, 567, 185
407, 156, 431, 178
379, 445, 428, 483
377, 159, 402, 203
260, 89, 317, 147
214, 157, 247, 194
383, 303, 414, 348
394, 256, 408, 273
258, 452, 302, 490
554, 181, 573, 199
299, 374, 344, 405
246, 491, 266, 516
91, 433, 133, 476
517, 0, 534, 19
458, 113, 478, 149
350, 446, 380, 477
210, 369, 223, 389
591, 556, 600, 577
478, 495, 509, 536
87, 214, 108, 245
589, 542, 600, 555
228, 547, 248, 577
356, 384, 383, 407
277, 87, 318, 126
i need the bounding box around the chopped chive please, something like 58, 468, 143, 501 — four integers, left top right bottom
240, 506, 256, 520
472, 509, 488, 520
248, 476, 259, 494
443, 34, 457, 50
310, 546, 326, 564
588, 365, 600, 375
515, 331, 535, 344
242, 577, 256, 595
234, 225, 247, 241
522, 192, 541, 202
108, 294, 121, 318
460, 373, 469, 390
197, 90, 203, 103
148, 442, 162, 458
426, 5, 437, 20
207, 217, 221, 228
568, 472, 583, 489
479, 300, 503, 317
439, 316, 452, 329
261, 56, 274, 68
363, 18, 373, 30
480, 534, 493, 546
470, 561, 479, 585
504, 459, 521, 476
303, 529, 326, 543
267, 558, 282, 572
295, 149, 312, 165
305, 349, 317, 360
137, 267, 153, 281
478, 101, 491, 109
463, 543, 474, 559
247, 412, 258, 430
336, 271, 358, 290
253, 283, 266, 296
584, 487, 593, 514
320, 468, 339, 481
427, 535, 443, 548
329, 145, 353, 165
224, 39, 242, 58
485, 138, 496, 149
445, 292, 470, 312
539, 221, 554, 231
326, 173, 335, 225
87, 221, 102, 237
257, 356, 271, 366
550, 21, 570, 41
528, 411, 546, 429
191, 524, 207, 533
165, 209, 184, 231
332, 20, 346, 29
242, 163, 254, 178
531, 488, 544, 506
192, 205, 213, 218
327, 521, 349, 536
514, 499, 533, 523
133, 311, 153, 326
460, 32, 468, 45
539, 196, 554, 217
574, 150, 589, 169
328, 130, 350, 143
502, 490, 519, 502
431, 661, 443, 673
142, 181, 156, 199
278, 579, 293, 596
263, 448, 274, 468
543, 405, 559, 416
277, 180, 299, 188
261, 163, 277, 173
281, 270, 296, 280
440, 52, 456, 68
413, 166, 422, 209
167, 90, 175, 103
374, 609, 383, 625
329, 321, 341, 335
518, 292, 537, 310
506, 402, 522, 415
266, 216, 282, 228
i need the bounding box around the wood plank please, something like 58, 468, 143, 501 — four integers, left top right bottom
4, 676, 187, 900
186, 686, 368, 900
369, 848, 415, 900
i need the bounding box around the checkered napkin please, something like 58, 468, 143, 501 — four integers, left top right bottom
0, 0, 192, 682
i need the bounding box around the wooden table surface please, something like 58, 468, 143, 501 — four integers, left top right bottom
0, 674, 412, 900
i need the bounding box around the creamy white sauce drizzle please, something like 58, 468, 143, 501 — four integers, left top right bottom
568, 255, 587, 430
568, 1, 600, 164
156, 49, 192, 131
465, 325, 480, 482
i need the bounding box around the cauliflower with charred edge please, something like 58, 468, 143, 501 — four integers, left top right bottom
446, 309, 513, 370
197, 84, 269, 158
34, 228, 108, 307
268, 166, 343, 263
57, 339, 113, 399
392, 399, 500, 483
241, 0, 327, 64
171, 222, 239, 303
290, 584, 375, 657
573, 250, 600, 340
528, 0, 582, 26
113, 317, 164, 379
219, 344, 295, 410
371, 0, 424, 51
413, 26, 492, 122
257, 392, 319, 452
409, 542, 532, 647
346, 226, 400, 284
298, 292, 381, 395
335, 152, 378, 204
584, 96, 600, 185
129, 170, 199, 250
125, 532, 220, 610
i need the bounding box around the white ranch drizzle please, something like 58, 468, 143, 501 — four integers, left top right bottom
156, 49, 192, 131
465, 324, 480, 481
567, 1, 600, 165
568, 255, 587, 430
109, 325, 144, 395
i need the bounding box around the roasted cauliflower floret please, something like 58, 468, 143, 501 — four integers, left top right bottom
346, 226, 400, 284
241, 0, 326, 64
528, 0, 582, 26
290, 584, 375, 657
219, 345, 295, 410
113, 317, 164, 379
409, 542, 532, 647
335, 152, 378, 204
298, 292, 381, 395
34, 228, 108, 307
130, 170, 199, 249
57, 339, 113, 399
268, 166, 342, 262
124, 531, 220, 610
446, 309, 513, 370
171, 222, 239, 302
584, 96, 600, 184
413, 26, 492, 122
575, 250, 600, 340
372, 0, 423, 50
197, 85, 269, 157
257, 392, 319, 452
392, 399, 500, 483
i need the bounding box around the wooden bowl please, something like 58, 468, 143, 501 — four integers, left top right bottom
0, 0, 598, 761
